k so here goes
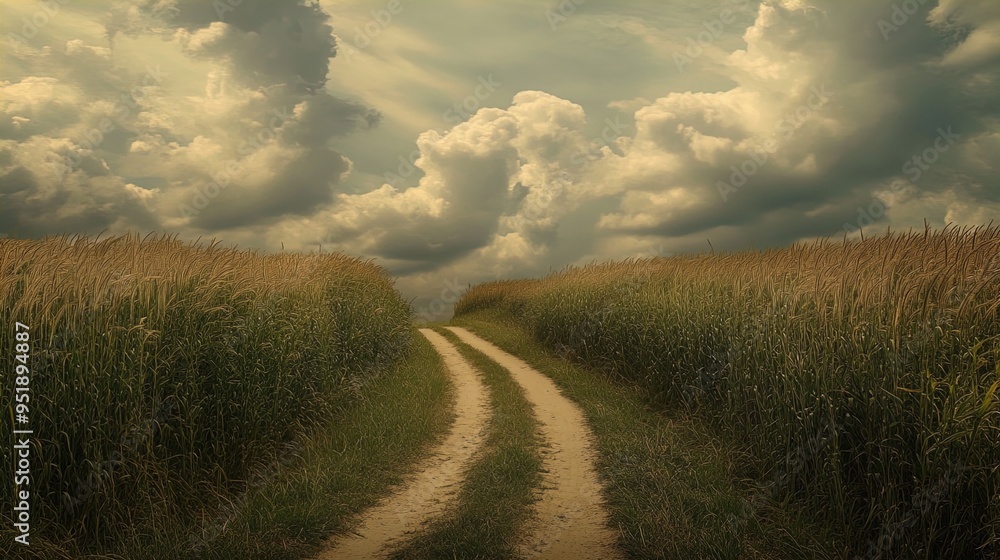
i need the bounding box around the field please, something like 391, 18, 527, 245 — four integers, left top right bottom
454, 224, 1000, 559
0, 233, 417, 557
2, 226, 998, 559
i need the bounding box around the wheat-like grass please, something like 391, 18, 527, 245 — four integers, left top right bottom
0, 232, 413, 551
455, 223, 1000, 559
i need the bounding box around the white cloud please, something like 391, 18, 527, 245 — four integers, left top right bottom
1, 0, 997, 313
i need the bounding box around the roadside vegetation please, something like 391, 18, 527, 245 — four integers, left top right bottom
0, 233, 446, 559
452, 313, 845, 559
453, 224, 1000, 559
4, 224, 997, 559
155, 329, 453, 560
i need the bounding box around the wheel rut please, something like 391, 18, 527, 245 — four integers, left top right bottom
315, 328, 490, 559
446, 327, 623, 560
316, 327, 622, 559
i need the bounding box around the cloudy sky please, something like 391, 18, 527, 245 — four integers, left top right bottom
1, 0, 998, 318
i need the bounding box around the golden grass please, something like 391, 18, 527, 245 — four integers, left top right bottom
0, 232, 413, 553
455, 223, 1000, 559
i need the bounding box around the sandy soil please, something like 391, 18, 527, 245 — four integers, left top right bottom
314, 328, 490, 560
446, 327, 624, 560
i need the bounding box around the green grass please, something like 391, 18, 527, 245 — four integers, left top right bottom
388, 326, 542, 559
89, 328, 454, 560
453, 225, 1000, 559
0, 234, 416, 557
452, 311, 848, 559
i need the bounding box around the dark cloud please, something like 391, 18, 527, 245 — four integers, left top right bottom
594, 0, 1000, 248
0, 0, 387, 238
0, 166, 36, 196
1, 0, 997, 314
365, 155, 514, 264
280, 91, 382, 145
0, 100, 78, 142
0, 162, 160, 238
188, 147, 351, 229
154, 0, 337, 90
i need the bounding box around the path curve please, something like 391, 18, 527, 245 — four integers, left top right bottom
446, 327, 624, 560
315, 328, 490, 559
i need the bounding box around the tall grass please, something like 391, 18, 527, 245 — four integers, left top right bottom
455, 223, 1000, 559
0, 233, 412, 554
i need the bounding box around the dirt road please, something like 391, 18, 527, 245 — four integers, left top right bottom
315, 328, 490, 559
316, 326, 621, 559
446, 327, 623, 560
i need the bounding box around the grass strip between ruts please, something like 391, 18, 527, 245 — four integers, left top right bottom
387, 325, 543, 559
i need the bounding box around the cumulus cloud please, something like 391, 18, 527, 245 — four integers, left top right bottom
562, 0, 999, 245
318, 90, 597, 274
1, 0, 997, 318
332, 0, 998, 317
0, 0, 382, 238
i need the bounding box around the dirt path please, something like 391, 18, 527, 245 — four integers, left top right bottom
315, 328, 490, 560
445, 327, 624, 560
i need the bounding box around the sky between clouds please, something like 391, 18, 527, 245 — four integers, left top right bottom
1, 0, 998, 318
